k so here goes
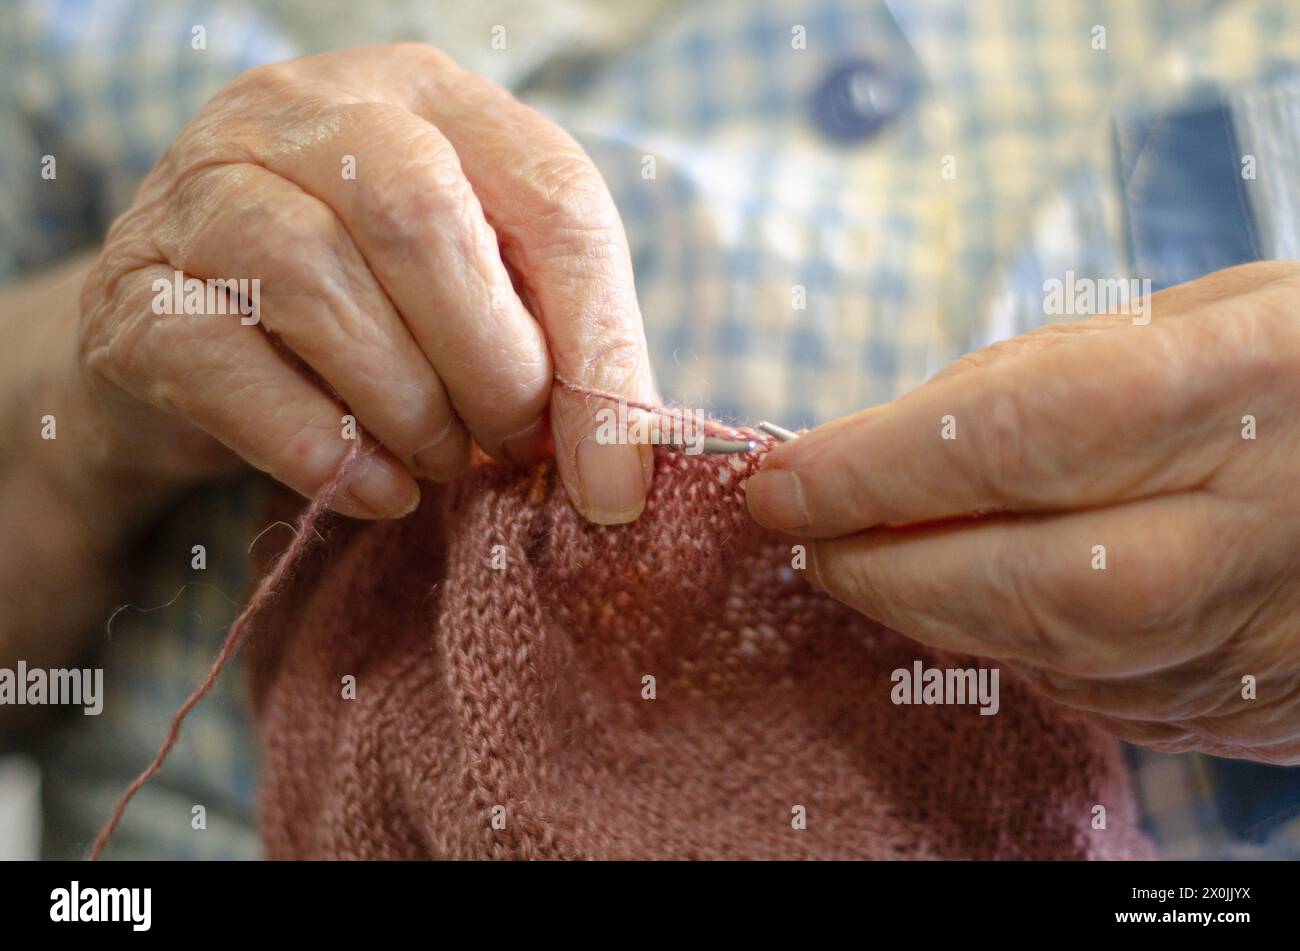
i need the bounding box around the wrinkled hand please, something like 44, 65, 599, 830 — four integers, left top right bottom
76, 44, 654, 523
747, 261, 1300, 763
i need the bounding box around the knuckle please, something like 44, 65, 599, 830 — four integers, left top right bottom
79, 330, 119, 395
515, 152, 622, 253
354, 144, 473, 253
366, 385, 457, 459
388, 41, 457, 72
278, 424, 336, 489
79, 259, 157, 384
168, 166, 342, 296
580, 329, 643, 375
223, 59, 303, 103
930, 349, 991, 384
564, 329, 646, 394
465, 363, 551, 424
241, 186, 337, 275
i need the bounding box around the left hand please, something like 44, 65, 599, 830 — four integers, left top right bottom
746, 261, 1300, 763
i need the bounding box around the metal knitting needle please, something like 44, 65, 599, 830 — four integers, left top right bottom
756, 420, 799, 442
699, 421, 799, 453
702, 436, 757, 454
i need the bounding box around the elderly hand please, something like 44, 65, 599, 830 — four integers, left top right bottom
747, 261, 1300, 763
75, 44, 654, 524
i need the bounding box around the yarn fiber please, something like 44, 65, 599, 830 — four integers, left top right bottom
249, 446, 1153, 860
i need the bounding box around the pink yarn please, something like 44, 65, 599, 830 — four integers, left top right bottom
87, 392, 1153, 860
87, 444, 368, 860
249, 443, 1153, 859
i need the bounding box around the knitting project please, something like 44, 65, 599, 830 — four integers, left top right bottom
247, 445, 1153, 860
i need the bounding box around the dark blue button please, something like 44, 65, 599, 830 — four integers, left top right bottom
811, 59, 910, 144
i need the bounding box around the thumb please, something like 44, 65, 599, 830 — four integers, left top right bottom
550, 344, 658, 525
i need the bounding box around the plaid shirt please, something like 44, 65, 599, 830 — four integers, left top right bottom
5, 0, 1300, 859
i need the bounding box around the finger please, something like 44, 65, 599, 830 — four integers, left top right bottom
747, 314, 1245, 539
219, 47, 653, 517
155, 161, 473, 481
88, 263, 419, 518
242, 98, 553, 471
806, 491, 1236, 679
399, 49, 658, 522
752, 315, 1131, 533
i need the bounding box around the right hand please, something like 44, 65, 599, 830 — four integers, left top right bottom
74, 43, 657, 524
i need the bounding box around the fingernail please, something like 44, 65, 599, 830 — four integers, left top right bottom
411, 445, 440, 476
501, 418, 548, 466
745, 468, 810, 530
346, 454, 419, 518
576, 437, 647, 524
412, 422, 458, 480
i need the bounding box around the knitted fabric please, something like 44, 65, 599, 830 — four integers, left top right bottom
248, 447, 1154, 860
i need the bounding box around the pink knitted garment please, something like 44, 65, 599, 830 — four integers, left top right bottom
248, 447, 1154, 860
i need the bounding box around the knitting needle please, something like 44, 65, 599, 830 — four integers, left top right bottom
756, 420, 799, 442
702, 436, 758, 454
701, 419, 799, 453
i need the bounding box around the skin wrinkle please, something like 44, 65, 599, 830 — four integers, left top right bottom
1041, 643, 1247, 724
81, 247, 167, 328
566, 334, 651, 396
1019, 318, 1240, 503
996, 517, 1075, 666
800, 452, 1289, 758
157, 187, 380, 379
360, 143, 473, 247
1237, 678, 1300, 747
302, 103, 551, 436
761, 267, 1300, 764
1040, 502, 1219, 673
152, 105, 512, 472
1031, 497, 1279, 737
82, 265, 168, 390
93, 253, 371, 499
1198, 576, 1299, 725
249, 251, 391, 377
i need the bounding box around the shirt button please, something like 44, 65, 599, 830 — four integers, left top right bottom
811, 59, 910, 144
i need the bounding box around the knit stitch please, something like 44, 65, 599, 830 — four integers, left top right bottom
249, 446, 1153, 860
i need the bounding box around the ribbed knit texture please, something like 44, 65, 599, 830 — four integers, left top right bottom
249, 447, 1154, 860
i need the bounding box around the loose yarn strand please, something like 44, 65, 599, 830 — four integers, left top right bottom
87, 444, 368, 860
552, 376, 772, 446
